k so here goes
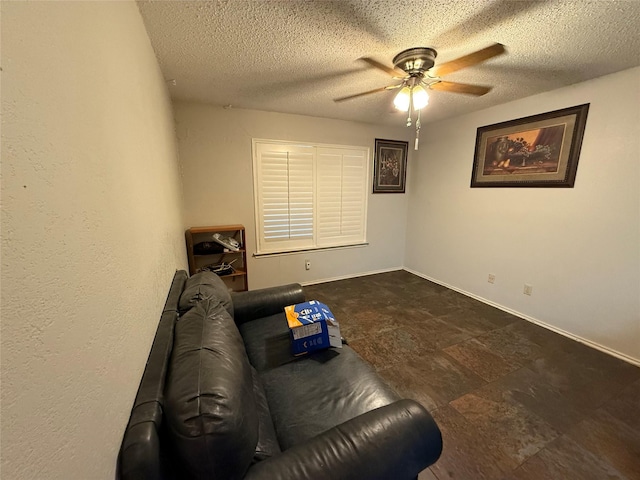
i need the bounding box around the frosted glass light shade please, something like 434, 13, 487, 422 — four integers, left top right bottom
412, 85, 429, 109
393, 86, 411, 111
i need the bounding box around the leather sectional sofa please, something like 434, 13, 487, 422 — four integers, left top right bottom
117, 270, 442, 479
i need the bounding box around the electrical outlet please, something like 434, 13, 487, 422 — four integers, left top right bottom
488, 274, 496, 284
305, 260, 311, 270
524, 284, 533, 296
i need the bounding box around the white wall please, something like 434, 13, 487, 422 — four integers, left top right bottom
175, 103, 413, 289
1, 2, 187, 479
405, 67, 640, 363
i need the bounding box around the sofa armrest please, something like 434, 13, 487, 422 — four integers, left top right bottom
244, 399, 442, 480
231, 284, 305, 325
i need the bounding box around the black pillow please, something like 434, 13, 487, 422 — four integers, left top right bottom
178, 271, 233, 316
165, 299, 258, 479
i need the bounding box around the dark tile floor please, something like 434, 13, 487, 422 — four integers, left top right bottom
303, 270, 640, 480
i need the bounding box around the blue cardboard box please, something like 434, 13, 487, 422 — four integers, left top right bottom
284, 300, 342, 356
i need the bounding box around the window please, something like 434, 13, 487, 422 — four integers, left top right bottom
253, 140, 369, 255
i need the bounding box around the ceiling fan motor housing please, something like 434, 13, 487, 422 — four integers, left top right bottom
393, 47, 437, 76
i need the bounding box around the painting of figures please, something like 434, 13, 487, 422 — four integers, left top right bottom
471, 104, 589, 187
374, 139, 408, 193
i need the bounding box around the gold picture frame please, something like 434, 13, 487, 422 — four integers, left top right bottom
471, 104, 589, 188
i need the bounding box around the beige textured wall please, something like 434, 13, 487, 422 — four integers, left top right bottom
405, 67, 640, 364
1, 2, 187, 478
174, 102, 413, 289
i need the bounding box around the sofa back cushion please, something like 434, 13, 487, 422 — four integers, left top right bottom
165, 299, 258, 479
178, 271, 233, 316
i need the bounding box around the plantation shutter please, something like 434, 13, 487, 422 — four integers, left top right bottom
254, 140, 368, 254
317, 148, 367, 247
255, 143, 314, 253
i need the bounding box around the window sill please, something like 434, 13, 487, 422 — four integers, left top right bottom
253, 242, 369, 258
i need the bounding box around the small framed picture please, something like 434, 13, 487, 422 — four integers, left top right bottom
373, 138, 408, 193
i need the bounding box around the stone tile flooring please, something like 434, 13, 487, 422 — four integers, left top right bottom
303, 270, 640, 480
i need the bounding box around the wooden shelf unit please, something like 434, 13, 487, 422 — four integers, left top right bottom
185, 224, 248, 291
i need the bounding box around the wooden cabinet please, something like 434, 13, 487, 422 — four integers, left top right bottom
185, 225, 248, 291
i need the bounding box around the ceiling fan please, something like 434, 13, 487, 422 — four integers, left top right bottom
334, 43, 506, 149
334, 43, 506, 104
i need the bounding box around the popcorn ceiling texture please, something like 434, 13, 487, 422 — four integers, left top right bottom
137, 0, 640, 126
1, 2, 186, 478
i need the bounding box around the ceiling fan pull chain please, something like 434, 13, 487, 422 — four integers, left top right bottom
415, 110, 422, 150
406, 95, 413, 127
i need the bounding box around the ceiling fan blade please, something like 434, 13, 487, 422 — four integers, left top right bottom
334, 84, 402, 103
431, 43, 506, 77
360, 57, 406, 78
430, 81, 492, 96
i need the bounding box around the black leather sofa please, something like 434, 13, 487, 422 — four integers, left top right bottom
117, 270, 442, 479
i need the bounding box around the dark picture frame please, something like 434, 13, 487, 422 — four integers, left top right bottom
373, 138, 408, 193
471, 103, 590, 188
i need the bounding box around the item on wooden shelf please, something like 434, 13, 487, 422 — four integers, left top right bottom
200, 259, 237, 276
212, 232, 240, 252
193, 241, 225, 255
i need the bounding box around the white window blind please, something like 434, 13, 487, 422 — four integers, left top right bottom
317, 148, 367, 247
253, 140, 369, 254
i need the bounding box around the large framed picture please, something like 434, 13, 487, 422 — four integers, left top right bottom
471, 103, 589, 188
373, 138, 408, 193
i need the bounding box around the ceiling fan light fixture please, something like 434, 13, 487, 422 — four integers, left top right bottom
393, 86, 411, 111
412, 85, 429, 109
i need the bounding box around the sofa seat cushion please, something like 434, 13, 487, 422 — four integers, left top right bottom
239, 314, 400, 450
165, 299, 258, 479
262, 346, 400, 450
178, 271, 233, 316
238, 312, 296, 373
250, 366, 281, 463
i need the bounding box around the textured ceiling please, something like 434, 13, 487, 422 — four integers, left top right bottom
137, 0, 640, 126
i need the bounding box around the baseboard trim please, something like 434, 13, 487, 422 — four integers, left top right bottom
300, 267, 403, 287
403, 268, 640, 367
